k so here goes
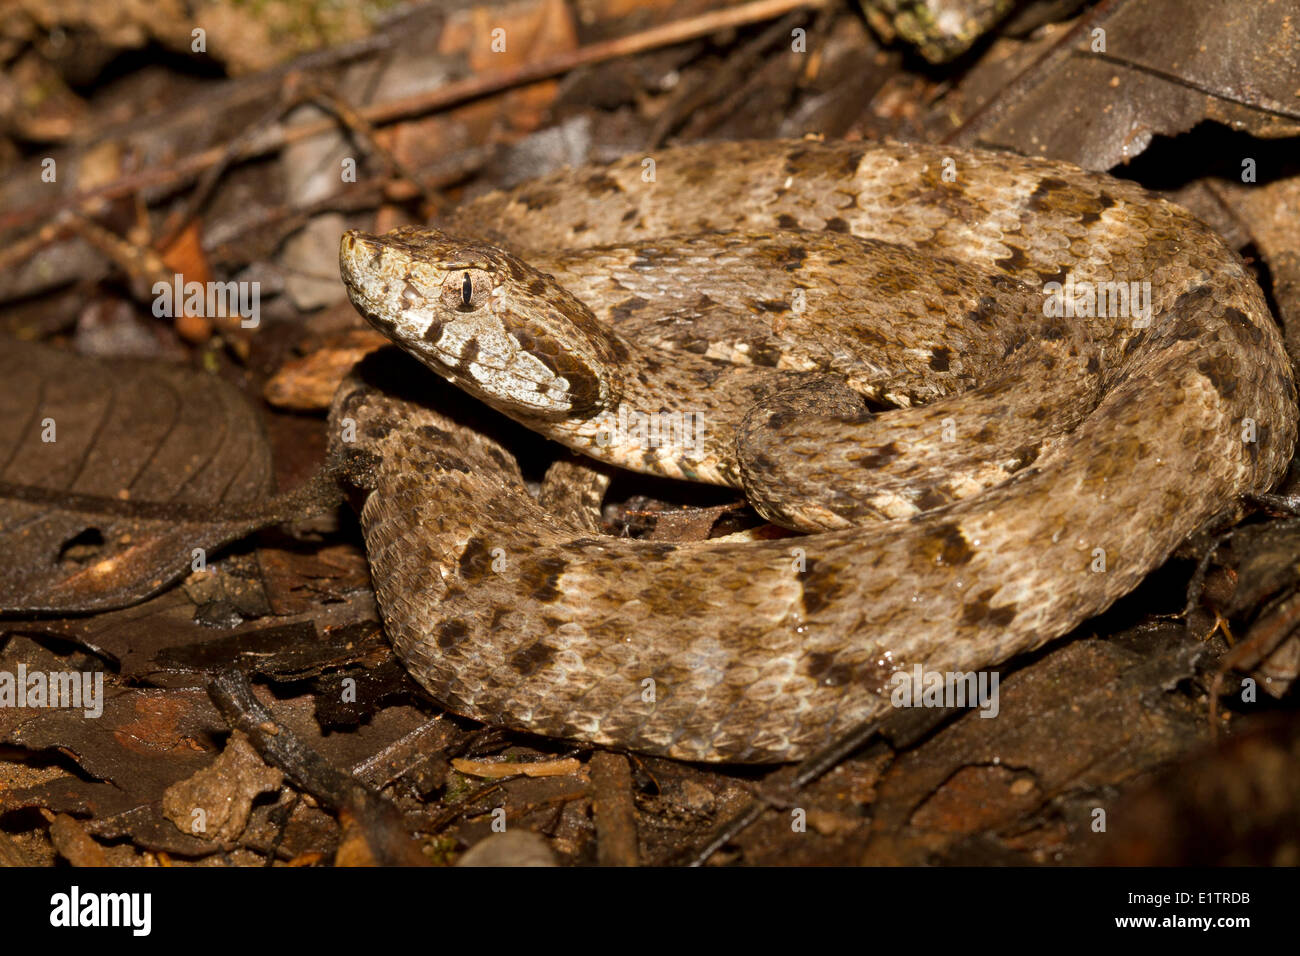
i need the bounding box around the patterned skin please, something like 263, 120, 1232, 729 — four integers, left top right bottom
333, 140, 1295, 762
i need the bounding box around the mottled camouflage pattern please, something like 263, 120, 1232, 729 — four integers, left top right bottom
333, 140, 1296, 762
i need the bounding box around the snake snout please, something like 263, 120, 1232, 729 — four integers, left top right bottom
339, 230, 382, 286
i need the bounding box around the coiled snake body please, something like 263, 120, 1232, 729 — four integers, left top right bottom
333, 140, 1296, 762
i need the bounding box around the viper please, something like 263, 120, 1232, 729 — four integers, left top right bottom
330, 139, 1296, 763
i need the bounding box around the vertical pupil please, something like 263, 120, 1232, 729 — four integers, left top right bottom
461, 273, 473, 306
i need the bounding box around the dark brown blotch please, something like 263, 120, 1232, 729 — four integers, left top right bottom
1197, 354, 1238, 398
851, 442, 901, 468
801, 650, 855, 687
416, 423, 450, 442
436, 619, 470, 649
520, 555, 569, 603
916, 486, 953, 510
1166, 286, 1215, 340
800, 557, 847, 616
961, 589, 1018, 628
485, 445, 515, 473
459, 337, 480, 366
584, 173, 624, 196
458, 537, 495, 578
1025, 177, 1071, 211
609, 296, 650, 324
508, 641, 558, 677
520, 188, 559, 212
1078, 192, 1117, 225
1010, 441, 1042, 470
916, 521, 975, 567
994, 245, 1030, 273
777, 245, 807, 271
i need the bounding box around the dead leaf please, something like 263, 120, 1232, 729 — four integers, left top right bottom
0, 339, 273, 613
946, 0, 1300, 169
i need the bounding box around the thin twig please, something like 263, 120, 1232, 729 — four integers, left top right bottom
681, 717, 885, 866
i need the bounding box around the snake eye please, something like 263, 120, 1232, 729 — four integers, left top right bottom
442, 268, 491, 313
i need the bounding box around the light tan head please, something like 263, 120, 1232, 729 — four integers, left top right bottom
340, 226, 621, 420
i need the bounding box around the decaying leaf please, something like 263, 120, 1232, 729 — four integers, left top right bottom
0, 339, 274, 613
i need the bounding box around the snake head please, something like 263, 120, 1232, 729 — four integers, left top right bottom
340, 226, 618, 420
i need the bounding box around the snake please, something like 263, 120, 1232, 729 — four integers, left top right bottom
330, 139, 1296, 763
